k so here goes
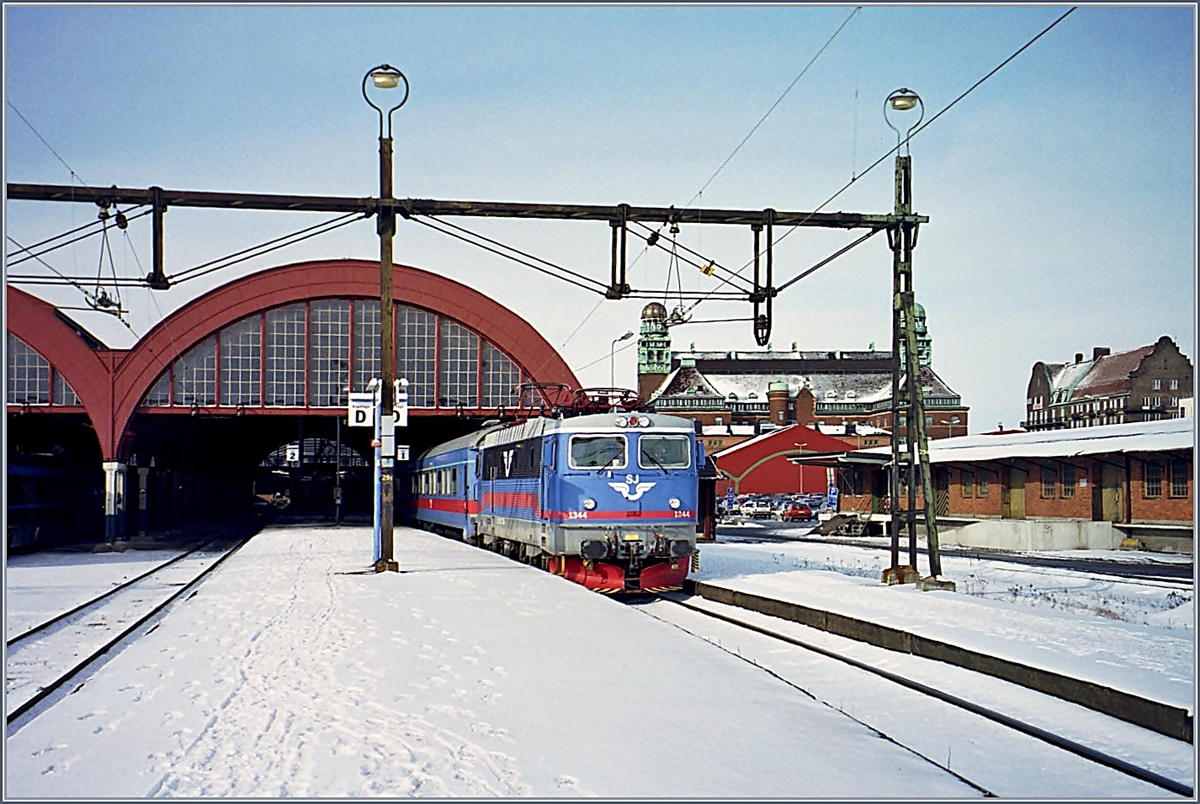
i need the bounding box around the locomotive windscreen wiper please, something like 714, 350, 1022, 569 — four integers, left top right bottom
642, 451, 667, 472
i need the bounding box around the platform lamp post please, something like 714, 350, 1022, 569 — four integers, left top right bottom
363, 63, 409, 573
883, 88, 949, 590
611, 330, 634, 390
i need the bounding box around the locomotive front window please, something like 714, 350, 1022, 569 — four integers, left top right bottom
638, 435, 691, 469
568, 435, 627, 470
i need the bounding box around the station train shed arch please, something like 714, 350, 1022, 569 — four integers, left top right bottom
7, 258, 580, 537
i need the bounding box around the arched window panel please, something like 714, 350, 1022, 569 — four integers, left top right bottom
353, 300, 380, 394
482, 341, 521, 409
399, 305, 436, 408
309, 300, 350, 407
265, 303, 306, 407
143, 371, 171, 407
6, 334, 50, 405
260, 437, 369, 468
220, 316, 261, 407
173, 336, 217, 406
53, 372, 80, 406
438, 319, 478, 408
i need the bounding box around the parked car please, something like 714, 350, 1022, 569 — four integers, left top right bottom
778, 501, 813, 522
739, 498, 774, 518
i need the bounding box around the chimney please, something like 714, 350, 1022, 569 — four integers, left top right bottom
1093, 347, 1111, 361
1075, 353, 1084, 364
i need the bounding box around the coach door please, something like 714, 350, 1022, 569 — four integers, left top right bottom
541, 437, 556, 520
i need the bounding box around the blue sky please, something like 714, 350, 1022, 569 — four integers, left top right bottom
4, 4, 1195, 433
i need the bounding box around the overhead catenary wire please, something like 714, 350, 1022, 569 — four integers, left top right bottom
685, 7, 862, 211
168, 212, 367, 285
7, 235, 141, 336
630, 220, 754, 294
409, 215, 611, 296
7, 100, 89, 188
679, 5, 1079, 318
625, 8, 862, 283
574, 338, 639, 373
5, 207, 152, 267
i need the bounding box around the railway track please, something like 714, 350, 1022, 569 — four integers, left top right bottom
629, 590, 1193, 798
6, 536, 253, 732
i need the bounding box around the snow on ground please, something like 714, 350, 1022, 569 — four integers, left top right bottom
5, 526, 976, 799
3, 523, 1194, 798
692, 532, 1195, 709
5, 548, 185, 639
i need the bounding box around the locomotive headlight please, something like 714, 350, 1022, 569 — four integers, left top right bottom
670, 540, 694, 558
669, 498, 681, 510
581, 540, 608, 559
638, 416, 652, 427
615, 416, 629, 427
582, 498, 596, 510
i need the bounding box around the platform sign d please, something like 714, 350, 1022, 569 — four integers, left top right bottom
348, 393, 374, 427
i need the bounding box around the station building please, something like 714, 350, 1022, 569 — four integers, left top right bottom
6, 259, 579, 548
636, 301, 969, 445
821, 416, 1194, 554
1024, 336, 1193, 431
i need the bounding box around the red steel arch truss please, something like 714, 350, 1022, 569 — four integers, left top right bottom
6, 259, 579, 460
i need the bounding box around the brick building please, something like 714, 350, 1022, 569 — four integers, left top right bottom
824, 417, 1194, 553
1025, 336, 1193, 431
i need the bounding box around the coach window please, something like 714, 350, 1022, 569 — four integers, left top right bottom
638, 435, 691, 469
569, 435, 627, 470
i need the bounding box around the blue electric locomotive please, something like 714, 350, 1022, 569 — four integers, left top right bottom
412, 411, 700, 592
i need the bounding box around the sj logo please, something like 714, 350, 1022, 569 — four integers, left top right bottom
502, 450, 514, 477
608, 474, 656, 502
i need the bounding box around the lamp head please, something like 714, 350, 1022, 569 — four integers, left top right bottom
883, 88, 924, 154
888, 89, 920, 111
362, 64, 410, 138
370, 67, 402, 89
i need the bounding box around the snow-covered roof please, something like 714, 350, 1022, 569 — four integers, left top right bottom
853, 416, 1193, 464
1042, 343, 1162, 403
713, 423, 807, 458
818, 423, 890, 437
1045, 360, 1096, 395
662, 357, 961, 407
650, 363, 723, 400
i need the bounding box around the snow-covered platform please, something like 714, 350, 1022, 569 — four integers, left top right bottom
690, 543, 1194, 713
6, 525, 978, 798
